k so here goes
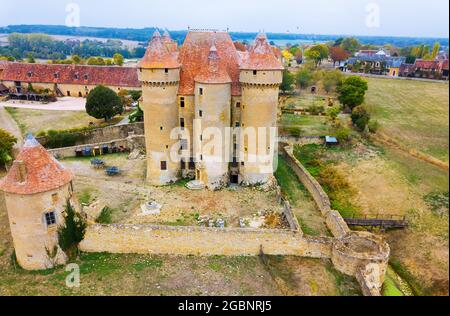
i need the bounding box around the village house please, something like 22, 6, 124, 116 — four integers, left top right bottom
346, 54, 406, 77
399, 57, 449, 80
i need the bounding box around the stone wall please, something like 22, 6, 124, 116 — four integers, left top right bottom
37, 123, 144, 148
47, 135, 145, 159
280, 145, 390, 296
79, 224, 332, 258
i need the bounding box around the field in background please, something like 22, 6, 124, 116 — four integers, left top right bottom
364, 77, 449, 163
4, 107, 123, 135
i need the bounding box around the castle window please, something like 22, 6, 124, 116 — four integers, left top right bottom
236, 102, 241, 108
78, 92, 82, 97
180, 139, 188, 150
253, 70, 257, 76
160, 161, 167, 170
180, 118, 185, 129
199, 88, 203, 95
160, 126, 163, 131
67, 91, 71, 96
28, 71, 33, 77
84, 74, 88, 80
180, 97, 185, 108
199, 110, 203, 118
200, 134, 203, 141
235, 122, 240, 127
180, 159, 186, 170
164, 68, 169, 74
44, 211, 57, 227
54, 72, 59, 79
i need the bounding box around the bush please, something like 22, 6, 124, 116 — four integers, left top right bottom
351, 106, 371, 131
285, 126, 303, 137
45, 130, 85, 149
307, 104, 325, 115
0, 129, 17, 165
368, 120, 380, 134
97, 207, 113, 224
334, 125, 351, 143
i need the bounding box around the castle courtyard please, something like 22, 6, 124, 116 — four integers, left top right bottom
61, 154, 290, 229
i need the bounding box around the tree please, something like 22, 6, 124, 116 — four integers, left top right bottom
113, 53, 124, 66
351, 106, 371, 131
329, 46, 350, 66
86, 85, 123, 121
322, 70, 343, 93
304, 44, 329, 66
0, 129, 17, 167
58, 200, 86, 259
341, 37, 360, 54
71, 55, 82, 64
431, 42, 440, 59
26, 53, 35, 63
280, 69, 295, 93
294, 50, 303, 64
337, 76, 368, 110
295, 67, 313, 89
326, 106, 341, 123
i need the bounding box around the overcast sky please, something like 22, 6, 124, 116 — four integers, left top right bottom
0, 0, 448, 38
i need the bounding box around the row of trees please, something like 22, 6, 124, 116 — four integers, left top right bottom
47, 53, 125, 66
0, 33, 145, 61
281, 65, 344, 94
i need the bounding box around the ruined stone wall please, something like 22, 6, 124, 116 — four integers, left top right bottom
79, 224, 332, 258
37, 123, 145, 148
46, 136, 145, 159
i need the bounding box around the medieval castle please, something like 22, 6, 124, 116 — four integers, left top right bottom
138, 30, 283, 189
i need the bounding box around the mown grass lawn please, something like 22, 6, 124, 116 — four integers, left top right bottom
364, 77, 449, 162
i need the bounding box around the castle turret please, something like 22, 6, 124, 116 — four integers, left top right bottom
193, 42, 232, 189
138, 31, 181, 185
0, 134, 75, 270
239, 33, 283, 185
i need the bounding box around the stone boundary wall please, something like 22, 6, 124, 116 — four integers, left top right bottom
37, 122, 145, 148
275, 184, 301, 232
280, 145, 389, 295
79, 224, 332, 258
278, 136, 324, 146
47, 135, 145, 159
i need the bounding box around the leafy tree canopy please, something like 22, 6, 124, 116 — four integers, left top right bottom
337, 76, 368, 110
86, 85, 123, 121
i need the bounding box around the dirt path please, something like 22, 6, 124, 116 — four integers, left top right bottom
0, 97, 85, 111
0, 105, 22, 145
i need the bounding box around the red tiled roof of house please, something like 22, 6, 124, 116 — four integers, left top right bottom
1, 62, 140, 87
441, 59, 449, 71
414, 59, 440, 70
240, 33, 284, 71
178, 31, 241, 96
0, 135, 73, 195
194, 43, 232, 84
138, 30, 180, 69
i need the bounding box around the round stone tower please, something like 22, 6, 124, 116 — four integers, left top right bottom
138, 31, 181, 185
193, 42, 232, 189
239, 33, 284, 185
0, 134, 75, 270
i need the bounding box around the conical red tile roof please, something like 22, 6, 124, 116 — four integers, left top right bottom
138, 31, 180, 69
0, 134, 73, 195
240, 33, 284, 71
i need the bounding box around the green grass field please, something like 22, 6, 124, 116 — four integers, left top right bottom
364, 77, 449, 163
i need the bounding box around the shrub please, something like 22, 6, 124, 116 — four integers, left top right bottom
368, 120, 380, 134
45, 130, 85, 149
0, 129, 17, 165
351, 106, 371, 131
285, 126, 303, 137
334, 125, 352, 143
308, 104, 325, 115
97, 207, 113, 224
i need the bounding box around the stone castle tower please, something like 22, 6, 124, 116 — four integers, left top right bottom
138, 30, 283, 189
0, 134, 75, 270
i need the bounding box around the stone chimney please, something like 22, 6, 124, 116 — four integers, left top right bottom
14, 160, 27, 183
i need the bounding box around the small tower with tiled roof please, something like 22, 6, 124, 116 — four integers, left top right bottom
138, 30, 181, 185
193, 41, 232, 189
239, 32, 284, 185
0, 134, 76, 270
